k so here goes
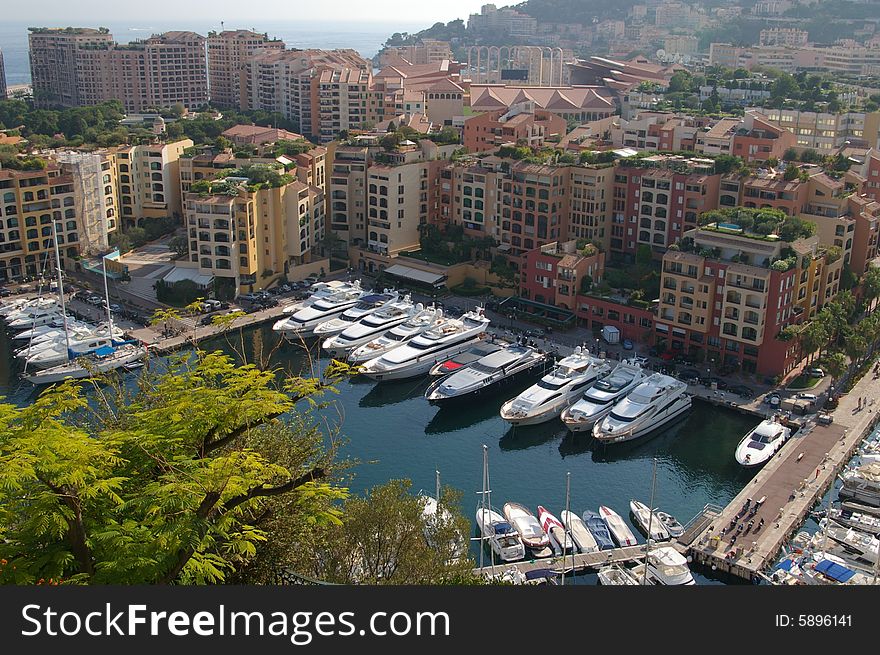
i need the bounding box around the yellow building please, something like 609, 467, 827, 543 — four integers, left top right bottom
113, 139, 193, 228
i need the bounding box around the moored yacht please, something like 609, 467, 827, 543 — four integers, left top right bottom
582, 510, 615, 550
593, 373, 691, 444
599, 505, 638, 547
597, 564, 640, 586
561, 358, 647, 432
427, 340, 504, 377
502, 502, 552, 558
359, 308, 491, 381
499, 347, 610, 426
281, 280, 358, 314
475, 507, 526, 563
824, 507, 880, 537
839, 463, 880, 507
537, 505, 575, 555
424, 343, 549, 404
273, 283, 366, 339
559, 510, 600, 554
820, 519, 879, 564
21, 334, 117, 369
347, 307, 441, 364
7, 309, 63, 330
312, 291, 398, 338
321, 295, 417, 357
639, 546, 695, 585
24, 342, 148, 385
735, 417, 791, 467
629, 500, 671, 542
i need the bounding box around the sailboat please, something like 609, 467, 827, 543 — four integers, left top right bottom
475, 445, 526, 567
24, 241, 146, 385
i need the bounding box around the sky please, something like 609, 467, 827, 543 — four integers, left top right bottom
3, 0, 488, 25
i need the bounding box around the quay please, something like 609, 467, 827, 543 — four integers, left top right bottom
686, 368, 880, 581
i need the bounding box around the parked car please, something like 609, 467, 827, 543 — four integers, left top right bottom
796, 392, 818, 403
679, 368, 701, 382
238, 293, 259, 303
816, 412, 834, 425
87, 294, 103, 306
0, 287, 11, 297
765, 392, 781, 407
730, 384, 754, 398
200, 314, 216, 326
710, 377, 728, 390
622, 339, 634, 350
807, 368, 825, 378
108, 303, 122, 313
74, 290, 92, 301
203, 299, 221, 312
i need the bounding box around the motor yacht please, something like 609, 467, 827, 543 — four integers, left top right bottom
629, 500, 671, 542
312, 291, 398, 338
593, 374, 691, 444
272, 283, 366, 339
599, 505, 638, 547
475, 507, 526, 563
359, 308, 491, 381
636, 546, 695, 585
24, 343, 148, 385
425, 343, 549, 404
561, 358, 647, 432
427, 340, 505, 377
502, 502, 552, 558
321, 295, 417, 358
499, 347, 610, 426
839, 463, 880, 507
820, 519, 879, 564
22, 334, 117, 369
735, 417, 791, 467
537, 506, 575, 555
597, 564, 640, 585
347, 307, 441, 364
824, 507, 880, 537
280, 280, 359, 314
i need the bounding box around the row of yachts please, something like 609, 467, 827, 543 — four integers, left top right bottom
1, 296, 145, 384
269, 280, 695, 445
475, 500, 694, 585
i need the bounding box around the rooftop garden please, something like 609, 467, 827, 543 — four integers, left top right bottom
698, 208, 816, 242
192, 164, 293, 195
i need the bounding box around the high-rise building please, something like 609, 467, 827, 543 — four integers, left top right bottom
28, 27, 114, 108
207, 30, 284, 108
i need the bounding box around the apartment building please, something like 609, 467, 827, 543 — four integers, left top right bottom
112, 139, 193, 228
520, 240, 605, 310
759, 28, 809, 47
317, 66, 374, 142
185, 170, 324, 295
467, 5, 538, 38
610, 155, 720, 259
567, 166, 613, 252
710, 42, 880, 76
749, 108, 880, 152
378, 40, 452, 67
730, 113, 797, 163
0, 165, 82, 282
463, 103, 567, 153
54, 151, 120, 254
469, 85, 616, 123
28, 27, 115, 108
207, 30, 284, 108
658, 225, 838, 376
846, 194, 880, 274
864, 150, 880, 201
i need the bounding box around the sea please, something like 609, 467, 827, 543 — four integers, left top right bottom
0, 320, 763, 584
0, 20, 427, 87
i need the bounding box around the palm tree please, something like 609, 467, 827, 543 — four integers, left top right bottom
800, 320, 828, 364
863, 265, 880, 312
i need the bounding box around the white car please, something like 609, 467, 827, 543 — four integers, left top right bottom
796, 392, 818, 402
807, 368, 825, 378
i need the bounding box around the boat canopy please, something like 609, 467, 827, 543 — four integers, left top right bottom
813, 559, 855, 583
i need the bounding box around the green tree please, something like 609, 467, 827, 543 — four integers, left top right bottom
0, 353, 349, 584
783, 163, 800, 181
800, 320, 828, 363
863, 265, 880, 312
819, 351, 847, 382
169, 235, 189, 259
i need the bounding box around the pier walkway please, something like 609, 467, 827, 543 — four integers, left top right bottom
687, 368, 880, 581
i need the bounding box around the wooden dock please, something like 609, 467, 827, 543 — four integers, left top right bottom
687, 370, 880, 581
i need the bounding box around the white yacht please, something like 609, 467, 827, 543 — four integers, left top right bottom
597, 564, 640, 586
12, 318, 92, 341
819, 519, 879, 564
537, 506, 575, 555
7, 309, 63, 330
638, 546, 696, 585
428, 341, 505, 377
839, 463, 880, 507
281, 280, 358, 314
735, 417, 791, 467
272, 283, 366, 339
561, 358, 647, 432
559, 510, 600, 554
629, 500, 671, 542
593, 374, 691, 444
499, 347, 610, 426
22, 334, 116, 369
599, 505, 638, 547
312, 291, 398, 338
1, 297, 58, 318
825, 507, 880, 537
359, 308, 491, 381
502, 502, 552, 558
321, 295, 417, 357
24, 343, 147, 385
475, 507, 526, 563
347, 307, 441, 364
424, 343, 549, 405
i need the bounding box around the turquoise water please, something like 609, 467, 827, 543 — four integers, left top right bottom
0, 323, 761, 583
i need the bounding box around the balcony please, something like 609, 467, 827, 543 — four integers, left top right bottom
726, 291, 742, 304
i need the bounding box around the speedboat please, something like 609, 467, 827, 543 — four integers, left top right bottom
735, 417, 791, 467
281, 280, 359, 314
597, 564, 640, 586
24, 343, 147, 385
312, 291, 398, 338
359, 308, 491, 381
820, 519, 879, 564
499, 347, 610, 426
593, 374, 691, 444
559, 510, 599, 554
839, 463, 880, 507
502, 502, 552, 558
475, 507, 526, 562
824, 507, 880, 537
347, 307, 441, 364
537, 506, 575, 555
561, 358, 646, 432
272, 282, 366, 339
582, 510, 615, 550
629, 500, 671, 542
321, 295, 417, 357
655, 510, 685, 539
428, 341, 504, 377
639, 546, 695, 585
425, 343, 549, 404
599, 505, 638, 547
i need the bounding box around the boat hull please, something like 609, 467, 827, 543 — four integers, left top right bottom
593, 397, 691, 444
361, 338, 484, 381
425, 358, 546, 405
500, 393, 579, 426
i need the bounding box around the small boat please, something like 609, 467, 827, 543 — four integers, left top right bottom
425, 343, 549, 404
559, 510, 599, 554
639, 546, 695, 585
537, 505, 574, 555
503, 502, 552, 558
427, 340, 504, 377
419, 494, 466, 559
597, 564, 639, 586
629, 500, 671, 542
599, 505, 638, 547
122, 361, 145, 371
655, 510, 685, 539
475, 508, 526, 562
24, 343, 147, 385
582, 510, 615, 550
735, 417, 791, 467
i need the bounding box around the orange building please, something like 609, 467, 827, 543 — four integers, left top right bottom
463, 104, 567, 153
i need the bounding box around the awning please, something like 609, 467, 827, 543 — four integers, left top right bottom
162, 267, 214, 288
814, 559, 855, 583
383, 264, 447, 288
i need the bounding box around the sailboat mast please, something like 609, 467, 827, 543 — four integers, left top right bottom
563, 471, 571, 586
642, 457, 658, 586
479, 445, 487, 571
101, 255, 114, 339
50, 219, 71, 356
435, 469, 441, 505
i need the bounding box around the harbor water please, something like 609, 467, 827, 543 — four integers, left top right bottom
0, 323, 762, 583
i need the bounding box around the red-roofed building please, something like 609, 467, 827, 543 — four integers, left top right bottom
463, 103, 567, 153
